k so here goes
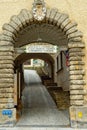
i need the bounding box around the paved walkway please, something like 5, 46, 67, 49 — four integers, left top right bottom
16, 70, 69, 127
0, 127, 80, 130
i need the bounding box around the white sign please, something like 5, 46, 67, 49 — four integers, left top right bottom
26, 45, 58, 53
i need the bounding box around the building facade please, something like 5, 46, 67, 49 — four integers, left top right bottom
0, 0, 87, 128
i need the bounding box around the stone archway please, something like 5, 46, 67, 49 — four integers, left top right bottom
0, 6, 86, 127
15, 53, 54, 64
15, 52, 55, 80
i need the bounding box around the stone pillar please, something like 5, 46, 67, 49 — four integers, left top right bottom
14, 72, 17, 107
51, 63, 54, 81
31, 59, 33, 66
68, 42, 87, 128
20, 64, 24, 98
53, 54, 58, 83
0, 41, 16, 126
16, 70, 20, 101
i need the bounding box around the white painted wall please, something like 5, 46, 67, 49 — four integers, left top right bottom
57, 52, 69, 91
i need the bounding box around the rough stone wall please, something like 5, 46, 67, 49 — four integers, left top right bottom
0, 46, 14, 109
43, 62, 52, 78
0, 0, 87, 34
0, 0, 87, 86
0, 6, 85, 107
0, 0, 86, 31
0, 0, 87, 126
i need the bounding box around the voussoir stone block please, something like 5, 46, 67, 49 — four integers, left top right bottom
66, 26, 78, 35
0, 93, 13, 98
0, 69, 14, 74
0, 98, 14, 103
57, 14, 69, 26
0, 83, 13, 88
23, 9, 34, 22
0, 46, 14, 52
70, 80, 86, 85
53, 12, 62, 24
49, 8, 58, 22
0, 60, 13, 64
69, 37, 82, 42
0, 34, 14, 42
18, 10, 30, 26
0, 51, 13, 56
21, 9, 31, 23
69, 61, 85, 65
70, 85, 84, 90
0, 74, 13, 78
68, 43, 85, 48
70, 100, 84, 106
9, 21, 20, 32
69, 52, 85, 57
2, 23, 16, 34
69, 57, 82, 61
46, 9, 52, 21
0, 103, 14, 109
61, 18, 70, 29
0, 88, 14, 93
70, 90, 87, 95
11, 15, 23, 28
70, 70, 85, 75
0, 41, 13, 46
0, 56, 13, 60
3, 30, 16, 39
0, 64, 13, 69
70, 95, 84, 100
69, 65, 83, 70
64, 22, 77, 32
0, 79, 14, 83
69, 48, 82, 53
67, 41, 84, 45
68, 31, 83, 39
70, 75, 83, 80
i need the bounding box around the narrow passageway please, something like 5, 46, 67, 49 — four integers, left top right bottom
17, 70, 69, 127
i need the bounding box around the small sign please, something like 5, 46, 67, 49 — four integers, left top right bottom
26, 45, 58, 53
2, 110, 12, 118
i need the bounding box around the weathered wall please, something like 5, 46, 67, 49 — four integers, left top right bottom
43, 62, 52, 78
0, 0, 87, 35
0, 0, 86, 97
57, 52, 69, 91
0, 1, 87, 126
0, 0, 87, 84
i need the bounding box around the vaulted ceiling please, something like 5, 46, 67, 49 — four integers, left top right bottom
15, 23, 68, 48
15, 53, 54, 66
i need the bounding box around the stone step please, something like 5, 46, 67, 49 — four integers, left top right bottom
0, 127, 75, 130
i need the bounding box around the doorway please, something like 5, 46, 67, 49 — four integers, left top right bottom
0, 6, 85, 128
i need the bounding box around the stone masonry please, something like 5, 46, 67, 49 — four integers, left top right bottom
0, 6, 86, 127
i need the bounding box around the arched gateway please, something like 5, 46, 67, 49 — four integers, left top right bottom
0, 0, 86, 128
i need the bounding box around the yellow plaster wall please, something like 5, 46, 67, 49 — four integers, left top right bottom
0, 0, 87, 34
0, 0, 87, 41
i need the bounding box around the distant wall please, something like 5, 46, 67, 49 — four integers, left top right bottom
43, 63, 52, 78
57, 52, 69, 91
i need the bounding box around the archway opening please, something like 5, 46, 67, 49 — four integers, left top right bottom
0, 5, 85, 128
15, 43, 69, 126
